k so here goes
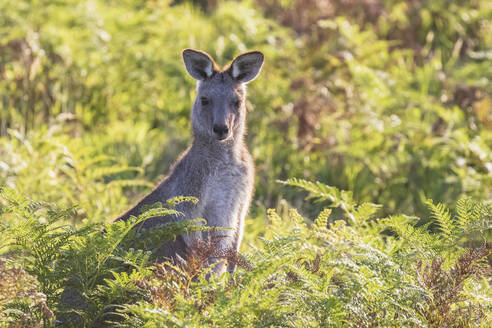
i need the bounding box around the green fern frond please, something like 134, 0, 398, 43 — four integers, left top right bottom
280, 178, 356, 214
165, 196, 199, 208
382, 215, 437, 255
456, 197, 491, 235
353, 203, 381, 226
98, 208, 183, 274
456, 197, 476, 232
0, 187, 30, 213
425, 199, 456, 242
313, 208, 331, 232
280, 178, 339, 202
128, 218, 207, 253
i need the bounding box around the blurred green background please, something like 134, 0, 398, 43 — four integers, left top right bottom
0, 0, 491, 240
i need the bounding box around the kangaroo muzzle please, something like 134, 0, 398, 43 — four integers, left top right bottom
212, 123, 229, 140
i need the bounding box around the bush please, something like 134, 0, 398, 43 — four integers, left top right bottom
0, 187, 206, 326
1, 180, 490, 327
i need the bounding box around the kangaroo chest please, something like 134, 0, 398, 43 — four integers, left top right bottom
195, 157, 252, 229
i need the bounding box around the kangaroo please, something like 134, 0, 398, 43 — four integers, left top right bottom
116, 49, 264, 275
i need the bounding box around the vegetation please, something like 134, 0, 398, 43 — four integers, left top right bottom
0, 0, 491, 327
1, 182, 490, 327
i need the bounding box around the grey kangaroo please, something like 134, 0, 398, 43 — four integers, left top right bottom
116, 49, 264, 275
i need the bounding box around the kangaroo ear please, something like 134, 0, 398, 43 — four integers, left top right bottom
182, 49, 216, 80
229, 51, 264, 83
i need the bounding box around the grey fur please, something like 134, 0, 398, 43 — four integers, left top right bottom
116, 49, 264, 275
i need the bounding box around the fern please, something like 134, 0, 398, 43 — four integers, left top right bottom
382, 215, 439, 256
0, 258, 54, 327
456, 197, 475, 232
0, 189, 211, 326
2, 182, 491, 326
166, 196, 199, 208
352, 202, 381, 226
313, 208, 331, 233
280, 178, 340, 203
456, 197, 491, 234
426, 199, 456, 241
282, 179, 382, 227
425, 198, 491, 246
280, 178, 358, 218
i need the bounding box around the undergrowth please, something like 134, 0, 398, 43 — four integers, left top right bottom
1, 180, 490, 327
0, 188, 205, 327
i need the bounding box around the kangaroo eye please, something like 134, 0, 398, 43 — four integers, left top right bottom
234, 100, 241, 108
201, 97, 210, 106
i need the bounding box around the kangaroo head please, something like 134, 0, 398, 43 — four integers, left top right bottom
183, 49, 264, 142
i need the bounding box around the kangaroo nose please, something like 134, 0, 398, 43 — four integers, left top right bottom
213, 124, 229, 140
